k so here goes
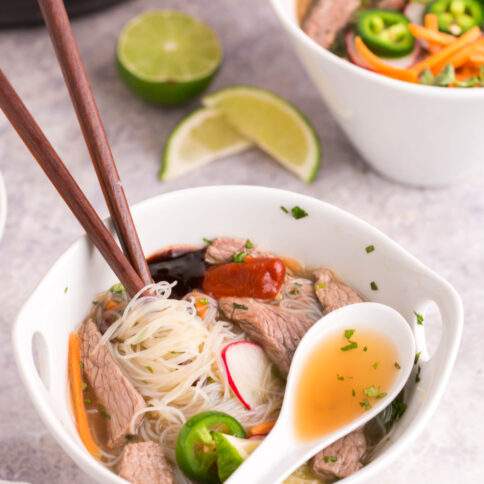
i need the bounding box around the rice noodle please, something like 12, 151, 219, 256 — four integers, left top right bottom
103, 281, 284, 462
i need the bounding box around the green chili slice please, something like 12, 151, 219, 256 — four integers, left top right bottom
427, 0, 483, 36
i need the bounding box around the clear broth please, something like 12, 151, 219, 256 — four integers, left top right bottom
295, 329, 399, 441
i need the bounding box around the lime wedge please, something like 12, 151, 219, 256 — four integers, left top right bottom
203, 86, 321, 182
160, 108, 252, 180
117, 11, 222, 105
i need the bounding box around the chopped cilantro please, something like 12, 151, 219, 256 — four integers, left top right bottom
352, 389, 356, 397
323, 456, 337, 463
80, 361, 84, 370
289, 288, 300, 296
370, 281, 379, 291
336, 374, 345, 381
341, 341, 358, 352
64, 286, 68, 294
198, 298, 209, 305
110, 283, 125, 295
245, 239, 254, 249
315, 282, 326, 290
84, 398, 92, 405
359, 399, 372, 410
146, 366, 154, 374
99, 406, 111, 420
414, 311, 424, 326
344, 329, 355, 340
363, 346, 368, 352
232, 252, 247, 263
365, 245, 375, 254
416, 365, 422, 383
364, 385, 387, 399
125, 434, 136, 441
203, 237, 214, 245
280, 206, 289, 214
414, 351, 421, 365
372, 361, 379, 369
233, 303, 248, 310
394, 361, 401, 370
291, 206, 308, 220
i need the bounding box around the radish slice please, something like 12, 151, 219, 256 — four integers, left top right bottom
404, 1, 426, 25
346, 32, 422, 70
221, 341, 272, 410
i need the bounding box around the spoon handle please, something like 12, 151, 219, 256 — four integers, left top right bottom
227, 425, 311, 484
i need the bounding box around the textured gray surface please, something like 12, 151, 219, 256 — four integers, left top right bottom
0, 0, 482, 483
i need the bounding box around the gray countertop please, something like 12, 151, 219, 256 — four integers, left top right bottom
0, 0, 483, 483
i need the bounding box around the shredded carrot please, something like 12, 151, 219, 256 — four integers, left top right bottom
469, 54, 484, 66
354, 37, 418, 83
424, 14, 442, 54
104, 299, 120, 311
68, 332, 101, 459
249, 421, 276, 436
443, 38, 484, 69
456, 66, 480, 81
411, 27, 482, 74
409, 23, 456, 47
195, 298, 209, 319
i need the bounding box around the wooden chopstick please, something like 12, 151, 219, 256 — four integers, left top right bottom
0, 68, 145, 297
37, 0, 152, 287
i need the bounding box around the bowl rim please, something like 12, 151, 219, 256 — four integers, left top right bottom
268, 0, 484, 99
12, 185, 464, 483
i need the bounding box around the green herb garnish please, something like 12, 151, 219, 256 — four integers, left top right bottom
199, 298, 209, 305
416, 365, 422, 383
64, 286, 68, 293
203, 237, 214, 245
414, 352, 421, 364
110, 283, 125, 295
364, 385, 387, 399
323, 456, 338, 463
146, 366, 154, 374
365, 245, 375, 254
344, 329, 355, 340
370, 281, 378, 291
84, 398, 92, 405
372, 361, 379, 369
289, 288, 300, 296
245, 239, 254, 249
233, 303, 248, 310
363, 346, 368, 352
280, 206, 289, 214
337, 374, 345, 381
232, 252, 247, 263
394, 361, 401, 370
341, 341, 358, 352
352, 389, 356, 397
414, 311, 424, 326
359, 399, 372, 410
125, 434, 136, 441
99, 406, 111, 420
291, 206, 308, 220
315, 282, 326, 290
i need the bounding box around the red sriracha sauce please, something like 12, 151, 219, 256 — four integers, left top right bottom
203, 257, 286, 299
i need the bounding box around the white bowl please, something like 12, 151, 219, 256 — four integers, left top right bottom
12, 186, 463, 483
269, 0, 484, 187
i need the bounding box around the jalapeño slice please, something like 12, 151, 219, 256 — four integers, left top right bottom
357, 9, 415, 58
427, 0, 483, 36
175, 411, 246, 483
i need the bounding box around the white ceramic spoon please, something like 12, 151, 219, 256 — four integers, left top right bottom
227, 302, 415, 484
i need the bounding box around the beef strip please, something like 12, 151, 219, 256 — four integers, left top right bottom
313, 267, 363, 314
312, 428, 367, 480
218, 276, 322, 374
302, 0, 360, 49
117, 442, 174, 484
79, 319, 145, 448
205, 237, 270, 265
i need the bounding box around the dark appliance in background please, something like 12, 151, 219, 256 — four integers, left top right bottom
0, 0, 130, 28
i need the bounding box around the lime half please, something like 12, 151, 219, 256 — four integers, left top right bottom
117, 11, 222, 105
203, 86, 321, 182
160, 108, 252, 180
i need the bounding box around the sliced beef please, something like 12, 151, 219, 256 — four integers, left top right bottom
312, 428, 367, 480
205, 237, 270, 265
313, 268, 363, 315
302, 0, 360, 49
117, 442, 174, 484
218, 277, 322, 374
79, 319, 145, 448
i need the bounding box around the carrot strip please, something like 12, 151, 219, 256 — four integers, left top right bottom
195, 298, 209, 319
442, 38, 484, 69
469, 54, 484, 66
411, 27, 482, 74
354, 37, 418, 83
68, 332, 101, 459
409, 23, 456, 46
104, 299, 120, 311
249, 421, 276, 436
424, 14, 442, 54
456, 66, 480, 81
